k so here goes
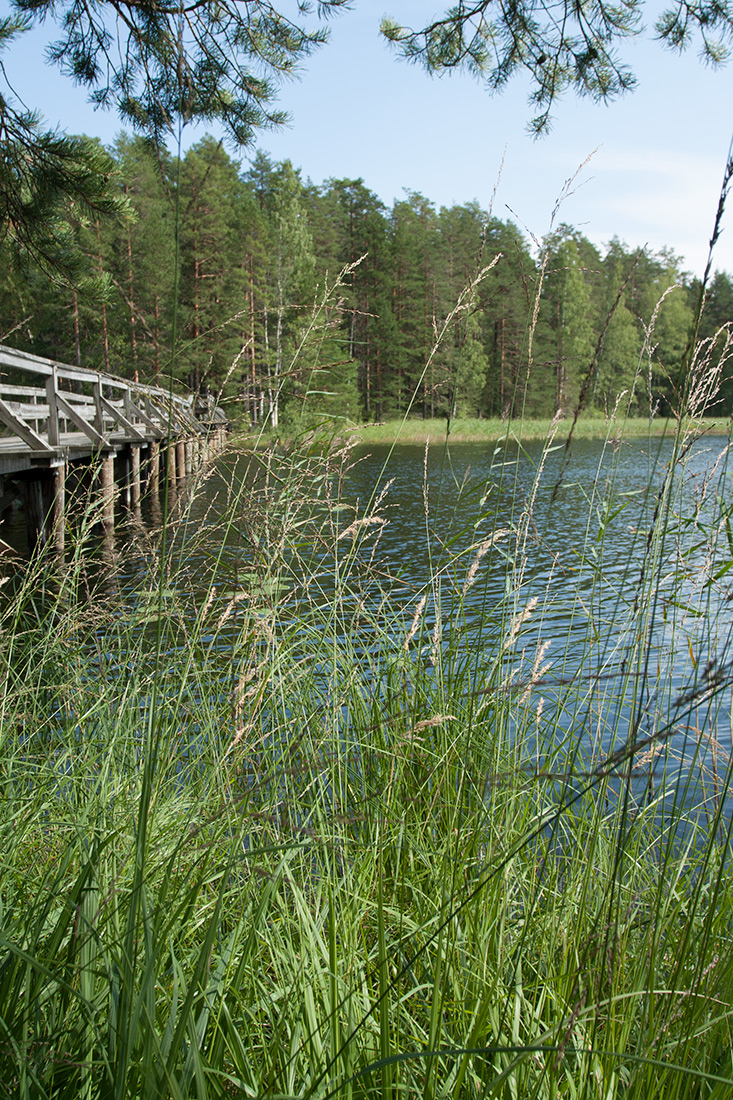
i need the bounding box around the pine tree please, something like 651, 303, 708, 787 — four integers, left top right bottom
244, 158, 316, 427
698, 271, 733, 413
112, 135, 176, 382
438, 202, 491, 417
179, 138, 248, 395
392, 193, 442, 418
477, 219, 535, 417
542, 232, 597, 415
382, 1, 733, 133
593, 240, 645, 414
312, 179, 396, 419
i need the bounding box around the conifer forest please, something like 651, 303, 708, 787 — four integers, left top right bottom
4, 132, 731, 430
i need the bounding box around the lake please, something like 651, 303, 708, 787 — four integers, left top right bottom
5, 430, 733, 815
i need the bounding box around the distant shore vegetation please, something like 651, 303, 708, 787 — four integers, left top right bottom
335, 415, 731, 445
2, 134, 732, 431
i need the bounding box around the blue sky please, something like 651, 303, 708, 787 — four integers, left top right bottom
4, 1, 733, 277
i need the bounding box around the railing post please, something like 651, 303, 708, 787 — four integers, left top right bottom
45, 367, 59, 448
93, 375, 104, 435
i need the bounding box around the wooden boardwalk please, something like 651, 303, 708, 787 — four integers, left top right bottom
0, 344, 228, 552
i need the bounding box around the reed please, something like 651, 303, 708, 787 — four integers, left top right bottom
334, 415, 729, 445
2, 256, 733, 1099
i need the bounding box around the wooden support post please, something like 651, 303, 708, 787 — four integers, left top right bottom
117, 450, 131, 508
185, 440, 193, 477
131, 445, 141, 509
166, 441, 176, 489
148, 440, 160, 495
176, 439, 185, 481
52, 462, 65, 553
100, 452, 115, 530
19, 470, 61, 554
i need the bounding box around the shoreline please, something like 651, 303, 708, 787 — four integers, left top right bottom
346, 415, 730, 444
239, 415, 731, 447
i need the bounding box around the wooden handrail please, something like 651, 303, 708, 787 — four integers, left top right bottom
0, 344, 226, 452
0, 345, 195, 409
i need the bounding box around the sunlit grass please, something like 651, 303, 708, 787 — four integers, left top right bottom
342, 414, 728, 444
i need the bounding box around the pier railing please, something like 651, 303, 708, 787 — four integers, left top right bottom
0, 344, 223, 453
0, 344, 228, 553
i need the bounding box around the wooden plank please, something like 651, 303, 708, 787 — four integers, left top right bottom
57, 389, 95, 407
0, 346, 55, 378
0, 397, 53, 451
0, 345, 125, 390
0, 384, 47, 399
0, 344, 227, 444
141, 394, 172, 431
8, 399, 52, 414
0, 345, 90, 386
0, 344, 218, 421
165, 401, 191, 433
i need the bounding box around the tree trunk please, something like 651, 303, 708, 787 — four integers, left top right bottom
125, 194, 138, 370
72, 289, 81, 366
94, 222, 110, 372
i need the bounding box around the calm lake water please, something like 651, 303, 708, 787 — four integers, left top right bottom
6, 432, 733, 811
211, 434, 733, 811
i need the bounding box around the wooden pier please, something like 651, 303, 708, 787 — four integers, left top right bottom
0, 344, 228, 553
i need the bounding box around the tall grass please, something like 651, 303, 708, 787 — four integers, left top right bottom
346, 415, 729, 445
2, 263, 733, 1099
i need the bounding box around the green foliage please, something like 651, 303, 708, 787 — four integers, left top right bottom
0, 15, 128, 286
544, 235, 597, 413
2, 133, 732, 423
178, 136, 250, 394
381, 0, 733, 133
11, 0, 350, 144
112, 134, 176, 380
0, 1, 346, 286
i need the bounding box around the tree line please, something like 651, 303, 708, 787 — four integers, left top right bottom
1, 132, 731, 427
